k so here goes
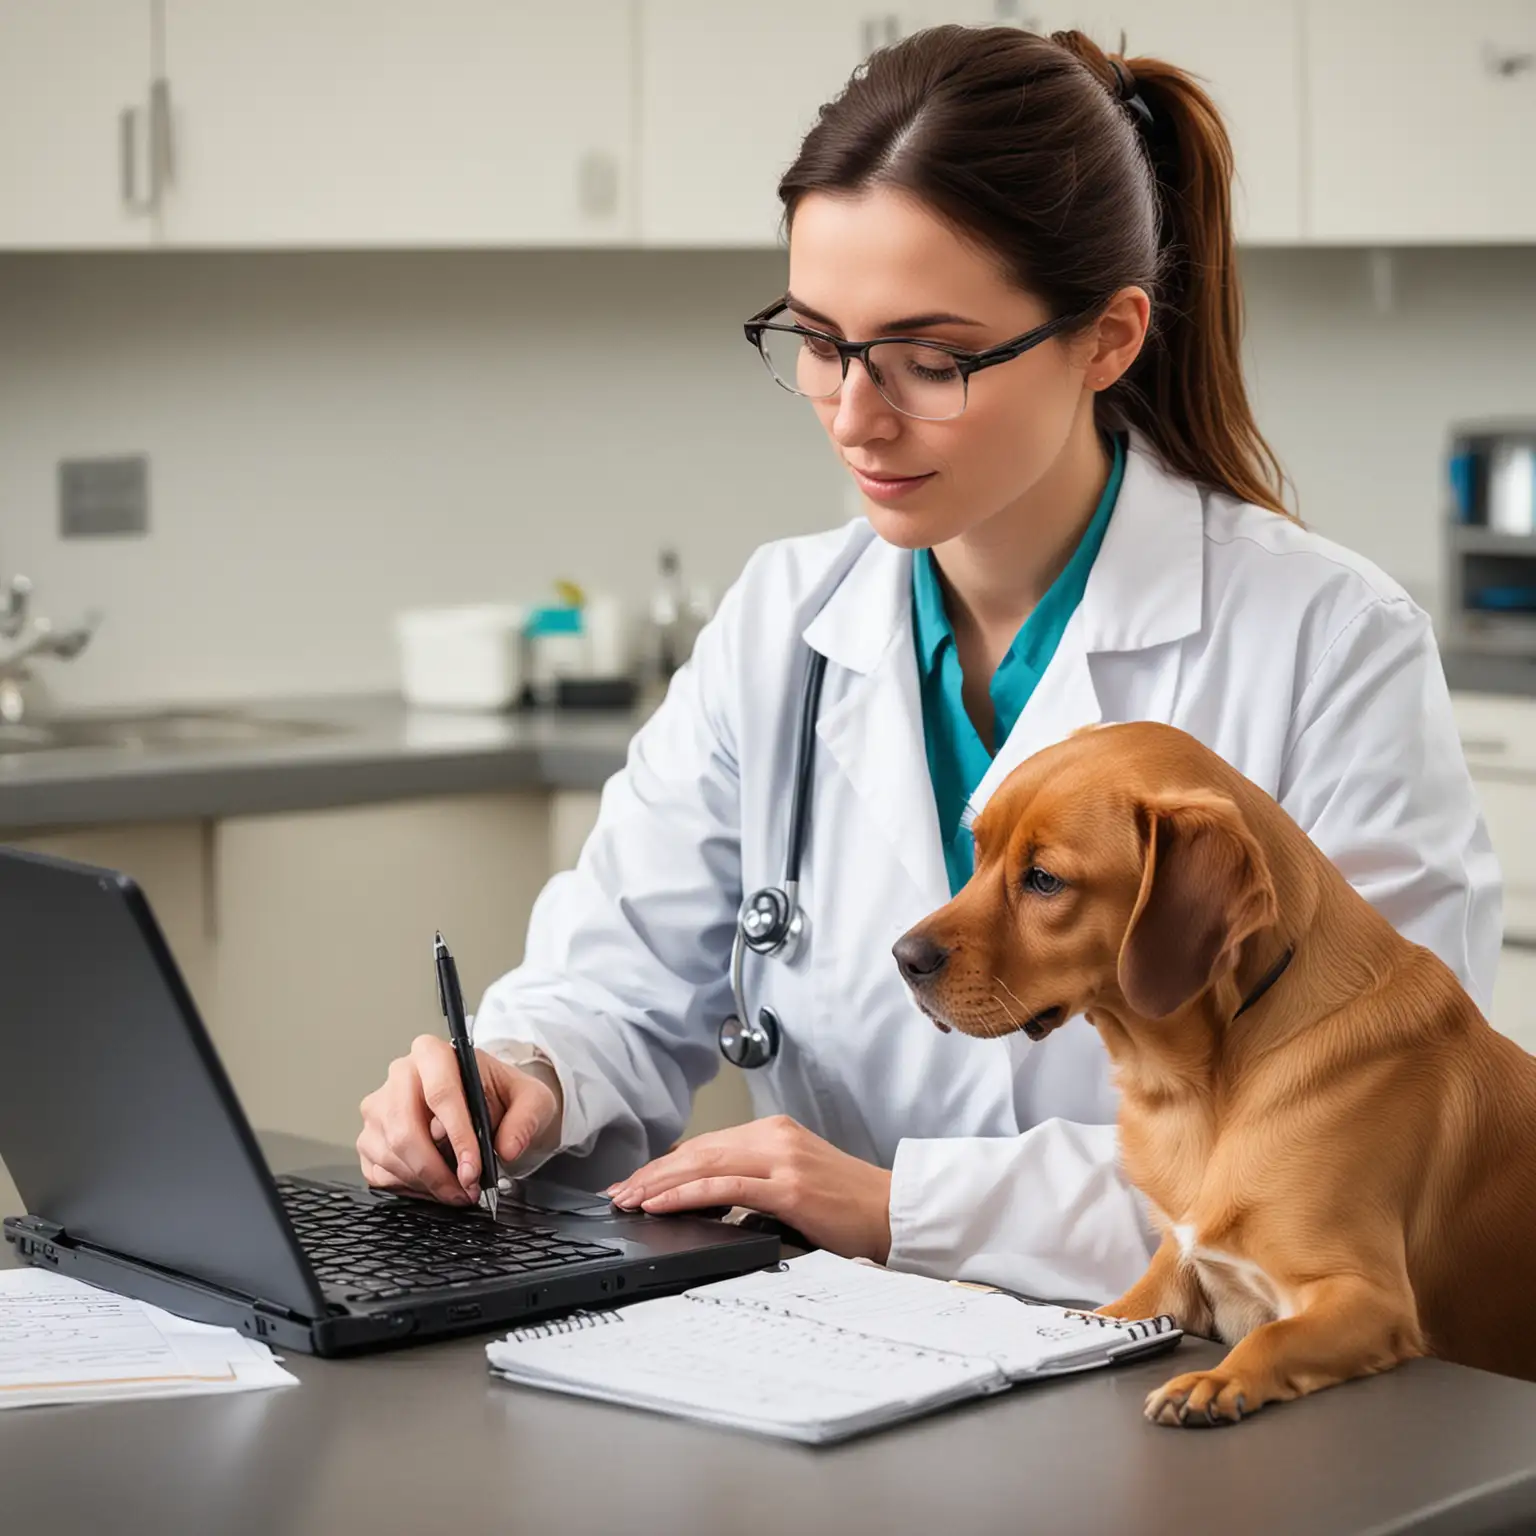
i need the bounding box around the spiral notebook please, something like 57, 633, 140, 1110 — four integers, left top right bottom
485, 1250, 1181, 1444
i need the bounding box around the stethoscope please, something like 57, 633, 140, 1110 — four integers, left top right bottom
717, 648, 828, 1070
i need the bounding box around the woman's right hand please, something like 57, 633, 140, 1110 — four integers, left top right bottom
357, 1036, 559, 1206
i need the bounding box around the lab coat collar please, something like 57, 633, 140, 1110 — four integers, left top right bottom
967, 434, 1206, 809
801, 431, 1204, 675
807, 563, 952, 905
799, 435, 1205, 892
1076, 430, 1204, 655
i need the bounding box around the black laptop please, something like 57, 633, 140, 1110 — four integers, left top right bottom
0, 847, 779, 1355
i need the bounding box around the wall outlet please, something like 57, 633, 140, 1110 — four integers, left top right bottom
59, 455, 150, 538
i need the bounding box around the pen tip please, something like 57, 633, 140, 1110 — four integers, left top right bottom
434, 930, 445, 947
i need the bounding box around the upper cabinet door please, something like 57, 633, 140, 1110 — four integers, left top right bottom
0, 0, 158, 248
638, 3, 1004, 247
157, 0, 636, 247
1040, 0, 1304, 244
1306, 0, 1536, 242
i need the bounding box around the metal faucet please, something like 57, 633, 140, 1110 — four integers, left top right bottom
0, 575, 102, 725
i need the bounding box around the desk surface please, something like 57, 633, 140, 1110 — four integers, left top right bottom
5, 1135, 1536, 1536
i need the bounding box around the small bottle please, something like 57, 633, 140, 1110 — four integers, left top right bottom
650, 548, 686, 682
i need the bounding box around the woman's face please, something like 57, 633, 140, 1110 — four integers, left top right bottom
785, 187, 1138, 549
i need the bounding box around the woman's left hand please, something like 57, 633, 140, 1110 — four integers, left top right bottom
606, 1115, 893, 1262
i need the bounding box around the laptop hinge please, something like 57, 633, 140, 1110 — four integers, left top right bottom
11, 1216, 65, 1242
253, 1297, 305, 1324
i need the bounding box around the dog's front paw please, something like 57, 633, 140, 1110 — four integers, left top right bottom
1144, 1370, 1258, 1428
1094, 1296, 1194, 1331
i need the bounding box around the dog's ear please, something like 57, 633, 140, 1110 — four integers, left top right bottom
1117, 792, 1278, 1020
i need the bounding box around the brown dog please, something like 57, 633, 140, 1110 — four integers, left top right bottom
893, 721, 1536, 1426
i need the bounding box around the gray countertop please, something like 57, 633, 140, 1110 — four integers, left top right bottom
0, 694, 643, 831
3, 652, 1531, 836
4, 1133, 1536, 1536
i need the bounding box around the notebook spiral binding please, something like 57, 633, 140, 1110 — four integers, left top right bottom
1064, 1310, 1180, 1343
508, 1308, 626, 1342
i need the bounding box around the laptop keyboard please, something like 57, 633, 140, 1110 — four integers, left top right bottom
277, 1178, 623, 1303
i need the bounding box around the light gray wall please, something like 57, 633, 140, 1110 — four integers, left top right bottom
2, 245, 1534, 709
1240, 246, 1536, 606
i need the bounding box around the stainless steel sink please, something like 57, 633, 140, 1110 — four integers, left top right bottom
0, 709, 343, 757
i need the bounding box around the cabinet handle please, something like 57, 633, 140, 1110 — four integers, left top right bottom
885, 14, 900, 46
150, 76, 175, 192
119, 105, 154, 214
1483, 43, 1535, 78
861, 17, 876, 54
577, 151, 619, 219
1460, 737, 1508, 755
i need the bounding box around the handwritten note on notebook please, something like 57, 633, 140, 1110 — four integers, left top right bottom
0, 1270, 298, 1409
486, 1250, 1180, 1443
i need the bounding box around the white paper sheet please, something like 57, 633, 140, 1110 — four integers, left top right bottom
692, 1251, 1152, 1378
0, 1270, 298, 1409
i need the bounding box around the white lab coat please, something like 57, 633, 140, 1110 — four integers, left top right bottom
473, 436, 1501, 1306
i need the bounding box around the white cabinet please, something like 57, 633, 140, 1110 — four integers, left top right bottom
0, 0, 158, 248
1306, 0, 1536, 243
1453, 692, 1536, 940
1041, 0, 1304, 243
638, 2, 1000, 247
1452, 691, 1536, 1051
639, 1, 875, 248
1492, 945, 1536, 1054
1466, 774, 1536, 942
642, 0, 1303, 247
157, 0, 636, 246
1, 1, 1533, 251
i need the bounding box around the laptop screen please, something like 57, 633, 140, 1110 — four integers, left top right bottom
0, 848, 325, 1319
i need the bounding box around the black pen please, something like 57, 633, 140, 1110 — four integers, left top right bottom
434, 930, 500, 1220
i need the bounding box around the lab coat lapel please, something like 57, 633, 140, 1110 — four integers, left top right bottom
802, 536, 951, 907
968, 435, 1206, 817
967, 624, 1101, 814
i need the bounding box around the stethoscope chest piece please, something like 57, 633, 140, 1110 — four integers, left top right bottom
717, 650, 828, 1070
719, 1000, 781, 1071
719, 884, 803, 1069
739, 886, 804, 959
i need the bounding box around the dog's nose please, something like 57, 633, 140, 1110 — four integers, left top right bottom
893, 932, 950, 984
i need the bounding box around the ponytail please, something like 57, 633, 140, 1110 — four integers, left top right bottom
780, 24, 1292, 518
1053, 31, 1289, 515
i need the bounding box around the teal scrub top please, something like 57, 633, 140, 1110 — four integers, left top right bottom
912, 435, 1126, 895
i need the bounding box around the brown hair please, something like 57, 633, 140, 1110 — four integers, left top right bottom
778, 25, 1291, 517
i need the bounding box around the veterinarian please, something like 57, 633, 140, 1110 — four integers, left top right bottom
357, 25, 1499, 1305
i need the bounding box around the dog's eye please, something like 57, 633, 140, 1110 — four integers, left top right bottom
1022, 866, 1065, 897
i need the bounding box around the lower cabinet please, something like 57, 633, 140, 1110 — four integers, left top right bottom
212, 793, 553, 1149
1491, 946, 1536, 1055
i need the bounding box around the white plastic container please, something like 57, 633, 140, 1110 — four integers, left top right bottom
580, 593, 630, 678
394, 604, 526, 712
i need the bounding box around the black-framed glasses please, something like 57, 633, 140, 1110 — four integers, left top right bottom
742, 298, 1089, 421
